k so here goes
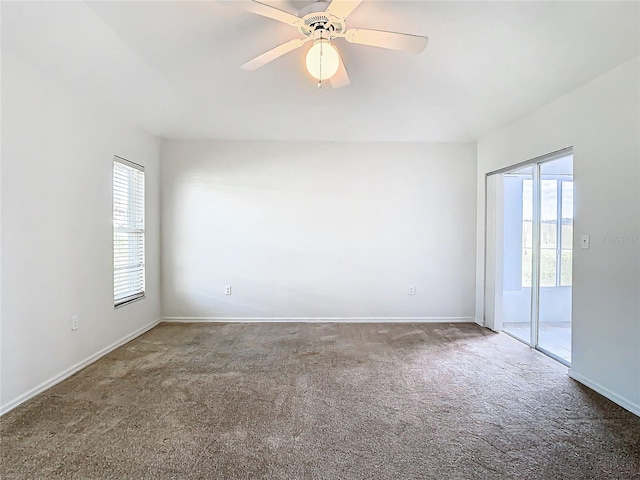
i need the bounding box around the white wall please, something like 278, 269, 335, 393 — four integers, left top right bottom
0, 53, 162, 413
476, 57, 640, 414
161, 140, 476, 321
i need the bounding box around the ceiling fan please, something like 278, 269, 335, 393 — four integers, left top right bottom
239, 0, 429, 88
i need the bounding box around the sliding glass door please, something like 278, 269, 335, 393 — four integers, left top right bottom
537, 157, 573, 363
485, 150, 573, 365
501, 165, 534, 344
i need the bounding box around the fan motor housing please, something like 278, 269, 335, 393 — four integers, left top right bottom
298, 4, 346, 38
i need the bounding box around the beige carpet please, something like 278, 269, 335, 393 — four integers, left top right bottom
2, 322, 639, 479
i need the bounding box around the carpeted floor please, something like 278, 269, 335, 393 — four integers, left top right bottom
1, 322, 639, 479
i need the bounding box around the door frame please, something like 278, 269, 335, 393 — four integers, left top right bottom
483, 147, 573, 365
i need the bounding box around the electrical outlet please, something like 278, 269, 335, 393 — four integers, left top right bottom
225, 285, 232, 295
72, 315, 79, 331
408, 286, 416, 295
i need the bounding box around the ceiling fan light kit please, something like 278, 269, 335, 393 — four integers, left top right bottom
306, 37, 340, 82
240, 0, 429, 88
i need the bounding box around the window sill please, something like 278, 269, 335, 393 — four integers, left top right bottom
114, 293, 146, 309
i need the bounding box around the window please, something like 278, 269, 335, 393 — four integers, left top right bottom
560, 181, 573, 286
113, 156, 145, 306
521, 178, 573, 288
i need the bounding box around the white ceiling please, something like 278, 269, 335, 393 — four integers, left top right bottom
2, 1, 639, 142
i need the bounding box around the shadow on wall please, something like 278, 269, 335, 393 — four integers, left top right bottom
161, 141, 478, 319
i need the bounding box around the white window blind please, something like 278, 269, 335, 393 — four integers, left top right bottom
113, 156, 145, 306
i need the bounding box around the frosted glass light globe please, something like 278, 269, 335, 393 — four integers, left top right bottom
305, 39, 340, 80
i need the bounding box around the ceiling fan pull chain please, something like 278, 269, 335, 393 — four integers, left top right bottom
317, 31, 324, 88
319, 31, 323, 82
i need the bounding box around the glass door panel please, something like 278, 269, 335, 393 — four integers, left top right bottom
501, 166, 534, 344
537, 156, 573, 364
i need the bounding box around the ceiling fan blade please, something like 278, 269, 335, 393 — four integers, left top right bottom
240, 1, 301, 26
330, 51, 350, 88
241, 38, 307, 70
345, 28, 428, 53
325, 0, 363, 20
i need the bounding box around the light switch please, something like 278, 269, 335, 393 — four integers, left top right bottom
581, 234, 590, 249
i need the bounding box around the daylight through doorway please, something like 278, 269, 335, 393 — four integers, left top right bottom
485, 150, 573, 365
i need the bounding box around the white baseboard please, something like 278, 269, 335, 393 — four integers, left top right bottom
161, 316, 474, 323
0, 318, 161, 416
569, 369, 640, 417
